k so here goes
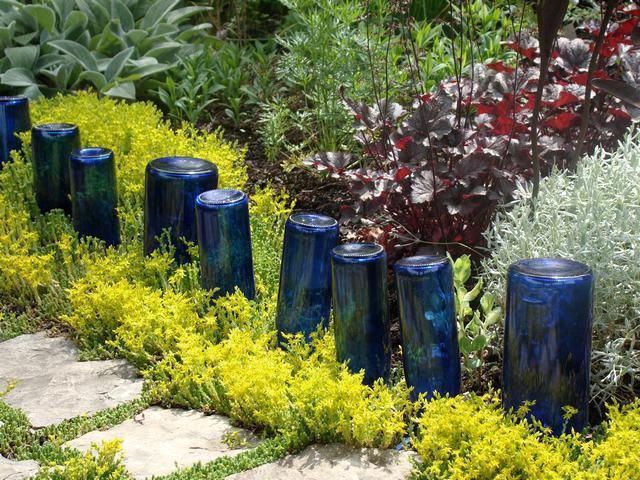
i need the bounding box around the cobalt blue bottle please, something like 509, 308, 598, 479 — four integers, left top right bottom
276, 212, 339, 344
69, 148, 120, 247
31, 123, 80, 214
144, 156, 218, 263
195, 189, 255, 299
331, 243, 390, 385
1, 96, 30, 166
395, 255, 460, 401
503, 258, 594, 434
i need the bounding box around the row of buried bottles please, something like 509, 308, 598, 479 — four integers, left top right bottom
2, 96, 595, 436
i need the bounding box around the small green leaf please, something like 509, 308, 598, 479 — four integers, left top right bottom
470, 334, 487, 352
480, 293, 495, 314
453, 255, 472, 285
63, 11, 89, 33
0, 67, 37, 87
140, 0, 180, 30
5, 46, 40, 69
484, 309, 502, 327
463, 279, 484, 302
111, 0, 135, 31
165, 6, 212, 25
104, 47, 134, 81
103, 81, 135, 99
459, 336, 472, 355
48, 39, 99, 72
78, 70, 107, 90
24, 5, 57, 33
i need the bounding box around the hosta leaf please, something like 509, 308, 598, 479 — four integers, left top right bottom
103, 81, 135, 99
14, 32, 38, 46
21, 83, 42, 99
110, 0, 134, 31
140, 0, 179, 30
145, 41, 182, 60
35, 53, 63, 71
5, 46, 40, 69
177, 23, 212, 42
63, 11, 88, 33
0, 23, 16, 49
49, 39, 98, 72
78, 70, 107, 90
165, 6, 213, 25
0, 67, 37, 87
105, 46, 133, 81
24, 5, 56, 33
121, 63, 173, 81
75, 0, 97, 30
125, 29, 149, 47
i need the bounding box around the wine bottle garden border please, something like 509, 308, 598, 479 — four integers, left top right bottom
0, 93, 638, 478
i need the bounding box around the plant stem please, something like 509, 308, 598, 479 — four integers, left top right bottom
570, 0, 618, 170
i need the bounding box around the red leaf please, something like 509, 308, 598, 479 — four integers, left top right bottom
507, 42, 538, 60
394, 135, 412, 150
550, 90, 580, 108
609, 108, 631, 121
543, 112, 581, 131
395, 167, 412, 182
486, 61, 515, 73
491, 117, 528, 135
571, 70, 608, 86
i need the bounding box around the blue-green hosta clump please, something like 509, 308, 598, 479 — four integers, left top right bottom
0, 0, 211, 100
482, 128, 640, 408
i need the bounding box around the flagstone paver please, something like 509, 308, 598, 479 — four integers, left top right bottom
227, 444, 415, 480
67, 407, 258, 478
0, 332, 143, 428
0, 455, 38, 480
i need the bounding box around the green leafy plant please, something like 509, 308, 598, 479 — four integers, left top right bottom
158, 40, 279, 127
451, 255, 502, 380
0, 0, 212, 100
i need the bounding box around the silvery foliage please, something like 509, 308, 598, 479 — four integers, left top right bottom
482, 127, 640, 409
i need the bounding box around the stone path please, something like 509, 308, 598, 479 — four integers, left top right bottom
227, 445, 415, 480
68, 407, 258, 478
0, 333, 415, 479
0, 456, 38, 480
0, 332, 143, 427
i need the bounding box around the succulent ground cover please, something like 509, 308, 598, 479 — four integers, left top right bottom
0, 93, 639, 479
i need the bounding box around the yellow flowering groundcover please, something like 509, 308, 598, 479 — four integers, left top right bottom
0, 92, 638, 479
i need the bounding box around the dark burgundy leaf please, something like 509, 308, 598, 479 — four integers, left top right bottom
303, 152, 353, 174
411, 170, 442, 204
593, 78, 640, 108
556, 37, 591, 72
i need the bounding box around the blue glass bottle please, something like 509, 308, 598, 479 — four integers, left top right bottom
31, 123, 80, 214
1, 96, 30, 166
331, 243, 390, 385
144, 156, 218, 262
276, 212, 339, 344
503, 258, 594, 434
195, 189, 255, 299
69, 148, 120, 247
395, 255, 460, 401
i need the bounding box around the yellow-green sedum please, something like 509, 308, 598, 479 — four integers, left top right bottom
0, 93, 639, 479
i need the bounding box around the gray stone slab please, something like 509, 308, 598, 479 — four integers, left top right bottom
67, 407, 258, 478
0, 456, 38, 480
227, 444, 415, 480
0, 333, 143, 427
